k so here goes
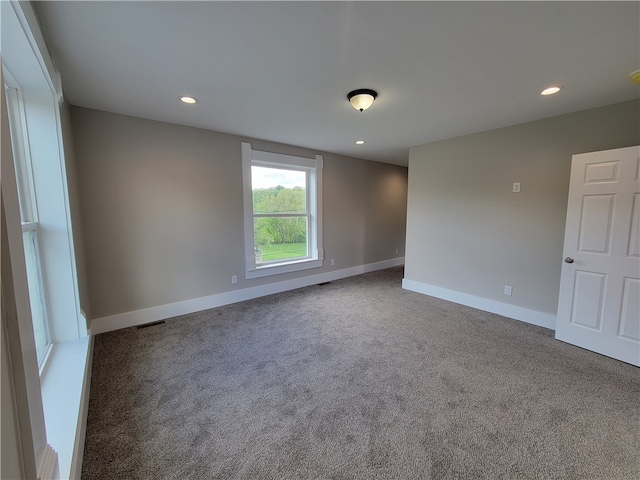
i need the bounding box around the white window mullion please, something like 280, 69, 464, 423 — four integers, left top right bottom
21, 221, 38, 233
253, 213, 308, 219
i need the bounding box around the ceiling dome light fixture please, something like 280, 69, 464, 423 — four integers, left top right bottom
630, 69, 640, 84
355, 140, 366, 145
180, 95, 198, 104
347, 89, 378, 112
540, 85, 564, 96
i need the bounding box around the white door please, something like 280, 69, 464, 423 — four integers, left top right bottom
556, 146, 640, 366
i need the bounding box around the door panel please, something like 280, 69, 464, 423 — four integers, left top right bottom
584, 160, 619, 184
577, 195, 615, 253
627, 193, 639, 257
618, 278, 639, 342
570, 271, 606, 331
556, 146, 640, 366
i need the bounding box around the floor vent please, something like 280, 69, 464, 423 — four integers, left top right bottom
136, 320, 166, 329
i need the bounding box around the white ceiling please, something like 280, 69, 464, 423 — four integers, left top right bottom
35, 1, 639, 167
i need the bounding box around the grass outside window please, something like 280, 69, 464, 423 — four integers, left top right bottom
258, 242, 307, 262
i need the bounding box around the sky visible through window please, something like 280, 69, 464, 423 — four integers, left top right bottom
252, 166, 305, 189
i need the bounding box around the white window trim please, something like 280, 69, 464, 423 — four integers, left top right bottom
2, 68, 85, 345
241, 142, 323, 279
5, 83, 56, 371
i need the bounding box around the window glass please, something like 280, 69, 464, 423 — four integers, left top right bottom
254, 217, 308, 263
251, 166, 307, 213
251, 166, 309, 264
22, 228, 49, 360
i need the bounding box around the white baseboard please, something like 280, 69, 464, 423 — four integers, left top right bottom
91, 258, 405, 334
402, 278, 556, 330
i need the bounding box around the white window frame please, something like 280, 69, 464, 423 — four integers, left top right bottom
4, 79, 54, 369
242, 142, 323, 279
3, 48, 86, 352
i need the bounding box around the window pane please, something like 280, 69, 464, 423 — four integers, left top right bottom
22, 229, 49, 362
252, 166, 306, 214
254, 217, 308, 263
5, 87, 36, 222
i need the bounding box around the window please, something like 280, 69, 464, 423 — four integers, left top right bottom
3, 46, 86, 364
4, 83, 52, 366
242, 142, 323, 279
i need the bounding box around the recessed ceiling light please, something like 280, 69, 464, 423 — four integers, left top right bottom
540, 85, 564, 96
180, 96, 198, 104
355, 140, 366, 145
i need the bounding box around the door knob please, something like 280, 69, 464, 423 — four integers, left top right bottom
564, 257, 574, 264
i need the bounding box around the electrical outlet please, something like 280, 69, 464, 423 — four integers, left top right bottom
231, 275, 238, 284
330, 259, 335, 266
395, 248, 399, 254
512, 182, 521, 193
504, 285, 512, 296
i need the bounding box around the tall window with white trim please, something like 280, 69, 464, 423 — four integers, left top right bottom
4, 84, 51, 365
242, 143, 323, 279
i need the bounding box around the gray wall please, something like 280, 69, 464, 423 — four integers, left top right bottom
70, 107, 407, 319
60, 100, 90, 320
1, 310, 25, 480
405, 100, 640, 317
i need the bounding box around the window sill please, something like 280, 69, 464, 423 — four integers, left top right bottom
40, 335, 92, 480
246, 258, 323, 279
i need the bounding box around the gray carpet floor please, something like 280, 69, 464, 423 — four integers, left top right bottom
82, 267, 639, 479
